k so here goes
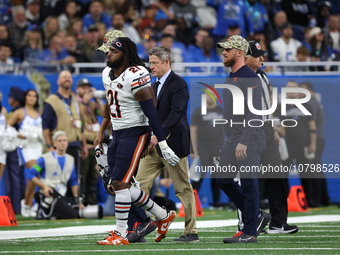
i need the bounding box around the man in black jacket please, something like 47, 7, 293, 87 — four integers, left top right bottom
136, 46, 199, 243
245, 40, 298, 234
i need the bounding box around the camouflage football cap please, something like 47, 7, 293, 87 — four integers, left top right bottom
97, 30, 126, 53
217, 35, 249, 53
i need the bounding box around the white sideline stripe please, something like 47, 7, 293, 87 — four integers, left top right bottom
0, 214, 339, 240
0, 248, 340, 253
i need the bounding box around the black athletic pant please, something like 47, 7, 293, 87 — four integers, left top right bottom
260, 124, 288, 226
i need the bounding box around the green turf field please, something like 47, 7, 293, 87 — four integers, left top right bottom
1, 206, 340, 255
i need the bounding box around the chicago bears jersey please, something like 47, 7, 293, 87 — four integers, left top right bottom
102, 65, 151, 130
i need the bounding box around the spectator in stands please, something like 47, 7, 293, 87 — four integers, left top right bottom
20, 26, 43, 63
281, 0, 315, 28
138, 4, 157, 33
160, 33, 187, 72
187, 28, 209, 59
175, 17, 195, 47
286, 45, 310, 72
42, 70, 88, 195
266, 10, 287, 43
281, 0, 315, 42
324, 13, 340, 54
64, 34, 87, 63
7, 5, 28, 59
216, 24, 241, 56
25, 0, 42, 26
171, 0, 198, 29
67, 17, 83, 40
302, 27, 312, 47
77, 24, 99, 62
82, 0, 111, 33
3, 87, 25, 214
160, 23, 187, 54
188, 35, 223, 73
58, 0, 78, 32
246, 0, 270, 34
137, 35, 158, 62
114, 0, 141, 29
0, 24, 10, 45
96, 22, 107, 45
264, 0, 282, 22
305, 26, 332, 67
42, 16, 60, 48
316, 1, 332, 29
37, 33, 76, 70
190, 0, 217, 30
328, 0, 340, 14
207, 0, 253, 39
111, 12, 141, 44
0, 43, 14, 74
153, 0, 175, 25
270, 22, 302, 62
0, 0, 12, 24
8, 89, 43, 217
309, 49, 326, 71
76, 78, 104, 205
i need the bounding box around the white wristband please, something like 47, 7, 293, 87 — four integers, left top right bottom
158, 140, 168, 150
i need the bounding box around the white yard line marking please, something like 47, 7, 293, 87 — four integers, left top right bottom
1, 248, 340, 253
0, 215, 339, 240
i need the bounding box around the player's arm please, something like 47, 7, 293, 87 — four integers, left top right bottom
94, 103, 111, 150
135, 87, 180, 166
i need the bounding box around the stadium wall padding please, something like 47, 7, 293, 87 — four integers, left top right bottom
1, 73, 339, 205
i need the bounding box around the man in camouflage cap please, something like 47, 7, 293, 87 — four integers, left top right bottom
217, 35, 249, 71
97, 30, 126, 53
215, 35, 267, 243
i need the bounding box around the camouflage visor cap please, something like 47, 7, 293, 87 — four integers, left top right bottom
217, 35, 249, 53
97, 30, 126, 53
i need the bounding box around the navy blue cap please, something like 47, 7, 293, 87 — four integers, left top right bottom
111, 38, 125, 52
8, 87, 24, 102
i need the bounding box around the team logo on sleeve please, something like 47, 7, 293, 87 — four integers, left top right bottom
117, 83, 123, 89
138, 77, 148, 86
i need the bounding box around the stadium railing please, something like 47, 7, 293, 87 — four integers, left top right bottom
1, 61, 340, 76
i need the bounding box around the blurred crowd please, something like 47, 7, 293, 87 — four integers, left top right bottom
0, 0, 340, 73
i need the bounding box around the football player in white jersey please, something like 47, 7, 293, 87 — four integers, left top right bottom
94, 37, 179, 245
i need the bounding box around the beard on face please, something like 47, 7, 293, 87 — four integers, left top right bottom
223, 56, 236, 67
60, 80, 72, 90
107, 54, 125, 69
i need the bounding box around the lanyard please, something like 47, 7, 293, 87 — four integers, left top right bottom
52, 151, 66, 172
62, 97, 80, 117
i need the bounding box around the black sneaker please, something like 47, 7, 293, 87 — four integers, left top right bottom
127, 218, 157, 243
173, 234, 199, 242
223, 231, 257, 243
256, 211, 271, 236
267, 223, 298, 234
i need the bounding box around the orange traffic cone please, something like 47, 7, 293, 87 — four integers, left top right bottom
287, 185, 309, 212
0, 196, 18, 226
178, 189, 204, 217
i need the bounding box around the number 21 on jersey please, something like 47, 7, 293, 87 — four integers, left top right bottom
107, 89, 122, 118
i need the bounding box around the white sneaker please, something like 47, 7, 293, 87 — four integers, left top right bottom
20, 199, 31, 217
30, 203, 38, 217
